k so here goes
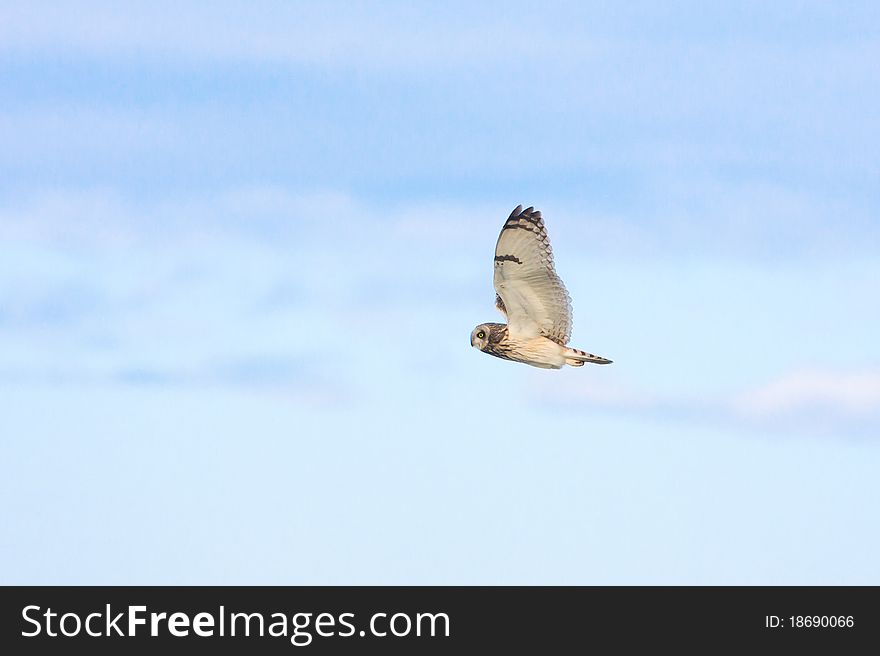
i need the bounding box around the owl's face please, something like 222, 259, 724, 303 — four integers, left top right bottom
470, 324, 491, 350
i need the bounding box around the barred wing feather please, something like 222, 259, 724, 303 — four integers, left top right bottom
492, 205, 573, 345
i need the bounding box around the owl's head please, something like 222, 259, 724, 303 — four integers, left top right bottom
470, 324, 492, 350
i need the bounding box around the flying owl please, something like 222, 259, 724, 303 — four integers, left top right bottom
470, 205, 612, 369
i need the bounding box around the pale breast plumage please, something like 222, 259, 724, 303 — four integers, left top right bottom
493, 205, 573, 345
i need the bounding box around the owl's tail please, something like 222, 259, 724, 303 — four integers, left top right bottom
564, 347, 612, 367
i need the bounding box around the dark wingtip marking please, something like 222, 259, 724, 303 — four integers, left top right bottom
502, 204, 545, 232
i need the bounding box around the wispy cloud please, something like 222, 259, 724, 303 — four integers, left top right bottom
556, 177, 880, 261
734, 369, 880, 422
3, 2, 876, 72
3, 187, 879, 430
0, 2, 600, 70
0, 354, 350, 405
4, 184, 876, 265
0, 188, 495, 401
536, 367, 880, 438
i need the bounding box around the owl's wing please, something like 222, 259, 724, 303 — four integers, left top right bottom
493, 205, 572, 345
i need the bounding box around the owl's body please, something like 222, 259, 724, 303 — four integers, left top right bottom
470, 205, 612, 369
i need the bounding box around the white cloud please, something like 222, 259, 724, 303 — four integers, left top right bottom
4, 187, 880, 439
0, 187, 493, 383
0, 186, 495, 262
0, 2, 599, 71
535, 367, 880, 437
734, 369, 880, 419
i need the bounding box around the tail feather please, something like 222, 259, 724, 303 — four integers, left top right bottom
564, 347, 612, 366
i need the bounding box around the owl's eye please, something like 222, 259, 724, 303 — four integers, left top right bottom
477, 330, 486, 339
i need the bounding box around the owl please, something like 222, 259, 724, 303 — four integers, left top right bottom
470, 205, 612, 369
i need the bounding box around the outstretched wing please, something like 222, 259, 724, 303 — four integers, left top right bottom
493, 205, 572, 345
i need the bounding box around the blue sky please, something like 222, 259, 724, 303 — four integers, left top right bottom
1, 1, 879, 584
